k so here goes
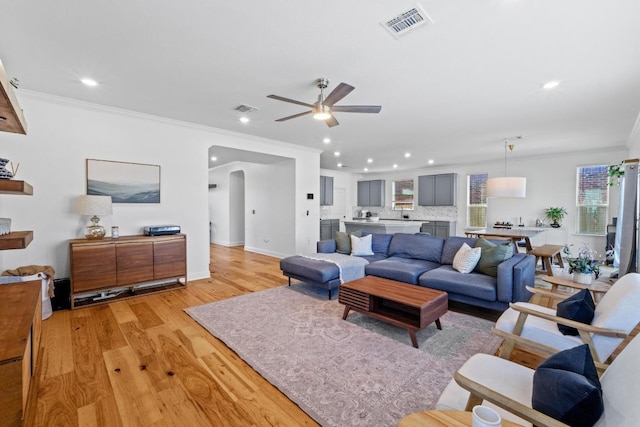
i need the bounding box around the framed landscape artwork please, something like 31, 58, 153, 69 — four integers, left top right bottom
86, 159, 160, 203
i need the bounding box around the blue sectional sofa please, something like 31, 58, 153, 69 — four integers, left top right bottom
279, 232, 535, 311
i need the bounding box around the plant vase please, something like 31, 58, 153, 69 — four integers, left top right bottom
573, 272, 593, 285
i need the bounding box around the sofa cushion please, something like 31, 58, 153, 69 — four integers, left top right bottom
556, 289, 595, 336
474, 238, 514, 277
350, 234, 374, 256
420, 265, 498, 301
452, 243, 482, 274
532, 344, 603, 426
364, 233, 393, 254
365, 256, 440, 285
441, 236, 478, 265
387, 233, 444, 262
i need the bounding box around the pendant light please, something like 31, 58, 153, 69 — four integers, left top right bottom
487, 139, 527, 198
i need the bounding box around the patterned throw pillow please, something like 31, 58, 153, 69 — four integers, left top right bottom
452, 243, 482, 274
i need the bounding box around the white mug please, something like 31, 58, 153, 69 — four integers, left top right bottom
472, 405, 502, 427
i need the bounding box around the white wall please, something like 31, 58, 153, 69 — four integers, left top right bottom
229, 170, 245, 246
0, 91, 320, 279
209, 159, 299, 258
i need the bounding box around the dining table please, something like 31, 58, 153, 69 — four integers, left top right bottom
464, 228, 545, 252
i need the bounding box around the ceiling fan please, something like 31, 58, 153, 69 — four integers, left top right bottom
267, 78, 382, 127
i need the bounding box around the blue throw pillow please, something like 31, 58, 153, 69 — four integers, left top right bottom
556, 289, 595, 336
532, 344, 603, 426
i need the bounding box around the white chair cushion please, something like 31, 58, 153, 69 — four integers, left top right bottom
590, 273, 640, 361
595, 333, 640, 426
436, 353, 533, 426
495, 302, 583, 351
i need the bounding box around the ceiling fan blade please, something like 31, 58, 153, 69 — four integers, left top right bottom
325, 115, 339, 128
331, 105, 382, 113
275, 110, 312, 122
323, 83, 355, 107
267, 94, 314, 108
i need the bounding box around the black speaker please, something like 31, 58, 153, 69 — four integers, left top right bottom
51, 278, 71, 310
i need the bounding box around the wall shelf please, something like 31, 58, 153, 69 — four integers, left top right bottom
0, 60, 27, 135
0, 180, 33, 195
0, 231, 34, 250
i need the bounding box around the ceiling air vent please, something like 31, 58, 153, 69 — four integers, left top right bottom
381, 3, 432, 38
233, 104, 259, 113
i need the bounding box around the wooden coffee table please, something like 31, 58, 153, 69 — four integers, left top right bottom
338, 276, 448, 348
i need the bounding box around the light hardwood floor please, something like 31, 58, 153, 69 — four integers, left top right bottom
23, 244, 587, 426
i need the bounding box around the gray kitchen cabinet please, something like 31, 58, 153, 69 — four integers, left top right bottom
357, 179, 385, 206
320, 176, 334, 206
420, 221, 456, 238
320, 219, 339, 240
418, 173, 457, 206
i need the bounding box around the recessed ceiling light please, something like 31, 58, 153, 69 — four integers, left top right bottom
337, 163, 343, 167
323, 138, 331, 144
542, 80, 560, 90
428, 159, 434, 164
364, 168, 369, 172
404, 152, 411, 158
239, 116, 250, 123
393, 164, 398, 168
367, 158, 373, 163
80, 78, 98, 87
334, 151, 340, 157
211, 156, 217, 161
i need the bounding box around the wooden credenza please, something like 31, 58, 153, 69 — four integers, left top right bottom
70, 234, 187, 308
0, 281, 42, 425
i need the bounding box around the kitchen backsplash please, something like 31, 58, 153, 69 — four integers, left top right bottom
352, 206, 458, 221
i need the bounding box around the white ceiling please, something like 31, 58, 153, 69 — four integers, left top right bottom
2, 1, 640, 173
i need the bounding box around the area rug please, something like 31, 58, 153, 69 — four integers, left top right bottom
185, 283, 503, 427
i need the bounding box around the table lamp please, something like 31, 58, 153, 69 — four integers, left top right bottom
77, 195, 113, 239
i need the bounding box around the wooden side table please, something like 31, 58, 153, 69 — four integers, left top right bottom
398, 410, 524, 426
528, 244, 565, 276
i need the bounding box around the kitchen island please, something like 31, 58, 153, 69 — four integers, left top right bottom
344, 220, 423, 234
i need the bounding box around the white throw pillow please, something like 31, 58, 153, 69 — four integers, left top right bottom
350, 234, 374, 256
453, 243, 482, 274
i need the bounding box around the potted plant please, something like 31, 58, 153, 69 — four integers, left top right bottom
608, 162, 625, 186
564, 243, 600, 285
544, 207, 567, 228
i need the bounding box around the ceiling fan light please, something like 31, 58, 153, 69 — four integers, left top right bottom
313, 104, 331, 120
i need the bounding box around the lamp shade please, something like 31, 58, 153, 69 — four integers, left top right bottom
486, 177, 527, 198
77, 195, 113, 216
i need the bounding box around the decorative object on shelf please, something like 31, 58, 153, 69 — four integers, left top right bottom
0, 158, 14, 180
544, 206, 567, 228
111, 226, 119, 239
86, 159, 160, 203
487, 137, 527, 198
0, 218, 11, 235
564, 243, 600, 285
77, 195, 113, 239
608, 162, 625, 186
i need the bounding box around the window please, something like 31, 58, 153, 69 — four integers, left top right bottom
576, 165, 608, 235
392, 179, 414, 210
467, 173, 487, 228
